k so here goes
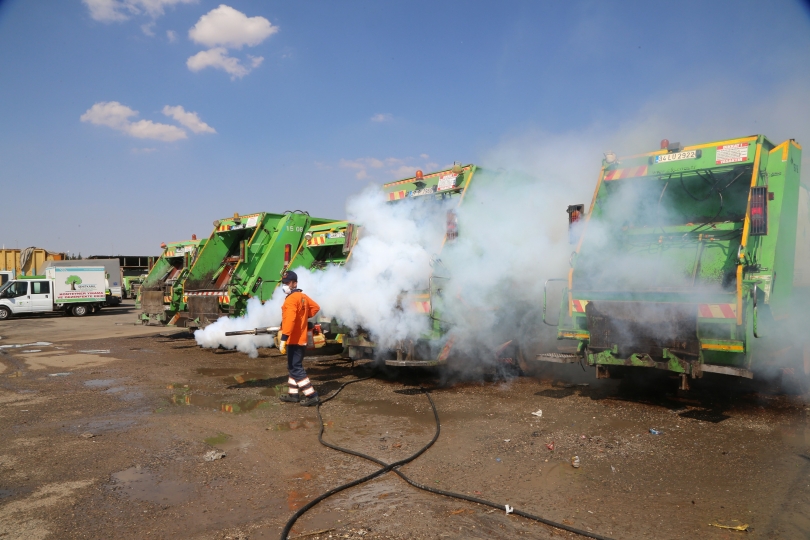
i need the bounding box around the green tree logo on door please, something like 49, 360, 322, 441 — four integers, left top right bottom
66, 275, 82, 290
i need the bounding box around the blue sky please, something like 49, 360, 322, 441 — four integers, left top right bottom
1, 0, 809, 255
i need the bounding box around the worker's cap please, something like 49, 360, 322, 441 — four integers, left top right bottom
281, 270, 298, 284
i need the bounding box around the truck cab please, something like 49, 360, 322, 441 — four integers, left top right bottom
0, 266, 106, 320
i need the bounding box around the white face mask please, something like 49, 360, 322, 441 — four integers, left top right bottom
281, 284, 292, 295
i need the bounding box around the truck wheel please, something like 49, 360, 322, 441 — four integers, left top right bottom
72, 304, 89, 317
0, 306, 10, 320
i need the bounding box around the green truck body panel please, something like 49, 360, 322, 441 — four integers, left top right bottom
288, 220, 357, 271
552, 135, 808, 379
138, 238, 207, 325
183, 212, 334, 327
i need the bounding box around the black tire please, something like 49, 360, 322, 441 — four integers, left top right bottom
71, 304, 89, 317
0, 306, 11, 320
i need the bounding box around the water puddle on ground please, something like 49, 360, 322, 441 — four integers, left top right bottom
85, 379, 117, 388
197, 367, 269, 379
169, 392, 272, 413
268, 418, 333, 431
111, 466, 192, 506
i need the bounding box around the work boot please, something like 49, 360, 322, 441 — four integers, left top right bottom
279, 393, 299, 403
299, 394, 320, 407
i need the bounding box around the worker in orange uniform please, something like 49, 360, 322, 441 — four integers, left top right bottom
277, 270, 321, 406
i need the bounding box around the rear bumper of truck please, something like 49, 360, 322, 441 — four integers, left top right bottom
548, 299, 755, 379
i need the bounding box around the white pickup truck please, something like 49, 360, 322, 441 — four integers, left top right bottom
0, 266, 106, 320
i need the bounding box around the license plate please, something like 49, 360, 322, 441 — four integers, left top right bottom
655, 150, 697, 163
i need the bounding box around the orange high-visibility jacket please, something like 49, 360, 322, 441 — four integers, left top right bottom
280, 291, 321, 346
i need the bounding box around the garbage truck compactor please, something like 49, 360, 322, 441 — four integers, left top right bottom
541, 135, 809, 385
183, 212, 334, 328
138, 237, 206, 326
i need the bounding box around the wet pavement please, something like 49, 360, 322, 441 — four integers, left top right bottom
0, 320, 808, 539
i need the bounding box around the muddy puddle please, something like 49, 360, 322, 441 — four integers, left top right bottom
111, 466, 193, 506
197, 367, 270, 381
268, 418, 334, 431
85, 379, 117, 388
169, 392, 273, 413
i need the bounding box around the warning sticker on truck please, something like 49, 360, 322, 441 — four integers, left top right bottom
437, 173, 458, 191
716, 143, 750, 165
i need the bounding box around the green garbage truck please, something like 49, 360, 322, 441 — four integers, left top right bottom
538, 135, 809, 387
183, 211, 334, 328
344, 164, 506, 366
138, 237, 206, 326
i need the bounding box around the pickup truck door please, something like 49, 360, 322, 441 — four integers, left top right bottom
30, 281, 52, 312
6, 282, 31, 313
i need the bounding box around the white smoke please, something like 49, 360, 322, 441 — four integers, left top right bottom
193, 295, 283, 357
194, 76, 810, 369
194, 187, 449, 356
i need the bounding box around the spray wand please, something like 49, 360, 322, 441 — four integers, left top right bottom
224, 326, 280, 336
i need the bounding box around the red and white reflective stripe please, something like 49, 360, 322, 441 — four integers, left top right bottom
186, 291, 227, 296
302, 386, 316, 396
307, 236, 327, 246
297, 378, 311, 388
388, 190, 407, 201
571, 299, 589, 313
288, 387, 299, 394
604, 166, 648, 181
698, 303, 737, 319
414, 301, 430, 313
288, 378, 297, 386
217, 296, 230, 304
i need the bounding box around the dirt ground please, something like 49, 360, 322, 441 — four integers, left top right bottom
1, 301, 809, 539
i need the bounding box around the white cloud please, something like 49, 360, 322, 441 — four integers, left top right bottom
141, 21, 155, 36
126, 119, 187, 141
371, 113, 393, 123
248, 55, 264, 68
80, 101, 136, 129
186, 47, 256, 79
83, 0, 196, 22
83, 0, 128, 22
162, 105, 216, 134
166, 30, 177, 42
80, 101, 187, 142
189, 5, 278, 49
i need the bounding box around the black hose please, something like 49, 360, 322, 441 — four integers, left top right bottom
280, 377, 615, 540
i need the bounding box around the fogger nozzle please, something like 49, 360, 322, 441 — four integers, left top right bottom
224, 326, 280, 337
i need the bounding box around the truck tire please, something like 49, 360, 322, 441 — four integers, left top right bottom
0, 306, 10, 320
72, 304, 89, 317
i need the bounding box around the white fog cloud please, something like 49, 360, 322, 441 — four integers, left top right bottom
162, 105, 216, 134
81, 101, 187, 142
186, 47, 255, 79
186, 5, 276, 79
83, 0, 129, 22
188, 4, 277, 49
166, 30, 177, 42
83, 0, 197, 22
371, 113, 393, 123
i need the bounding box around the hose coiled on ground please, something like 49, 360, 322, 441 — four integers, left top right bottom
280, 376, 614, 540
